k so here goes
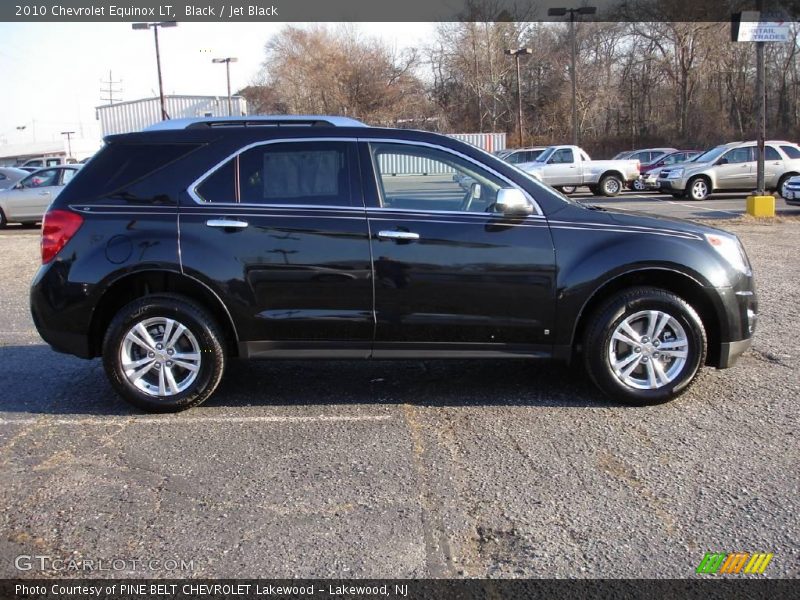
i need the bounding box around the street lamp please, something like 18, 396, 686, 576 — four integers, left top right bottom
504, 48, 532, 147
548, 6, 597, 146
132, 21, 177, 121
212, 57, 238, 116
60, 131, 75, 159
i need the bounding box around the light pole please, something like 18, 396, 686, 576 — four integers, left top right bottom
60, 131, 75, 159
548, 6, 597, 146
504, 48, 532, 147
132, 21, 177, 120
212, 57, 238, 116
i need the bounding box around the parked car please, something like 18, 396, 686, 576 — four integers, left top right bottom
0, 165, 81, 227
519, 145, 641, 196
658, 140, 800, 200
633, 150, 703, 191
30, 115, 757, 412
0, 167, 30, 191
781, 175, 800, 205
18, 156, 76, 169
613, 147, 677, 165
497, 147, 548, 165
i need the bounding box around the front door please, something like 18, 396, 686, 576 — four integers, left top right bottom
361, 141, 556, 356
4, 168, 60, 221
179, 140, 374, 357
716, 146, 754, 190
544, 147, 581, 186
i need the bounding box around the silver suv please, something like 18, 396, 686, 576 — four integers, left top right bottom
658, 140, 800, 200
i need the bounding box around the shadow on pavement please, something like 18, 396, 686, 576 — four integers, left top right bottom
0, 344, 615, 417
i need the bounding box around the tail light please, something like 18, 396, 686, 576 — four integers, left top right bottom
41, 209, 83, 264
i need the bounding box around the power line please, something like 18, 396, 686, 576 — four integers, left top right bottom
100, 70, 123, 105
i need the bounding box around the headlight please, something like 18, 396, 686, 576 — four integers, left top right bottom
666, 168, 684, 179
705, 233, 751, 275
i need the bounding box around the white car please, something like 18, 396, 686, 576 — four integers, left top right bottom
783, 175, 800, 205
0, 165, 81, 227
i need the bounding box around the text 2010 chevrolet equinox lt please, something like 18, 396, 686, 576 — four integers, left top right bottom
30, 116, 757, 412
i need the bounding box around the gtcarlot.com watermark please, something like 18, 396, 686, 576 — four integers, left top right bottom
14, 554, 194, 573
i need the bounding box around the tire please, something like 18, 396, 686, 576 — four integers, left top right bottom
687, 177, 710, 201
777, 174, 794, 199
584, 287, 707, 405
560, 185, 577, 194
631, 179, 646, 192
102, 294, 226, 413
599, 174, 623, 197
0, 208, 6, 228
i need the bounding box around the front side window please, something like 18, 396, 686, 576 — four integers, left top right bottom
723, 147, 753, 164
195, 141, 353, 206
24, 168, 58, 188
550, 148, 574, 164
370, 142, 509, 213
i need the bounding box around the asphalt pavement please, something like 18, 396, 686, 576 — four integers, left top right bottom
0, 206, 798, 579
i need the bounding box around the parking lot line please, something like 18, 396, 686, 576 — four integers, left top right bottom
662, 198, 741, 216
0, 414, 393, 426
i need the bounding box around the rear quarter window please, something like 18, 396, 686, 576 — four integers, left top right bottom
780, 145, 800, 159
64, 142, 201, 199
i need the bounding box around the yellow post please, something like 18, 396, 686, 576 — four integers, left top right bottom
746, 194, 775, 217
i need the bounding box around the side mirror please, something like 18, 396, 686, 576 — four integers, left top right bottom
495, 188, 533, 216
470, 182, 482, 199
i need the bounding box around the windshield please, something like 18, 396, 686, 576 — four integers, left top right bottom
692, 145, 728, 164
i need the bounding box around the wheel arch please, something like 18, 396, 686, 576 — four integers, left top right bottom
599, 170, 625, 183
570, 268, 723, 367
88, 269, 239, 358
688, 173, 713, 193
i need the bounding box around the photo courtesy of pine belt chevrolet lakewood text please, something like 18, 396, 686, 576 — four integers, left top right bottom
29, 116, 758, 412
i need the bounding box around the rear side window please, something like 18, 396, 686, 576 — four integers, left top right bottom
780, 145, 800, 159
765, 146, 781, 161
194, 141, 354, 207
71, 143, 201, 197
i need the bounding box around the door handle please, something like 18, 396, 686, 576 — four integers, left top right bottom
38, 191, 50, 196
206, 219, 249, 229
377, 230, 420, 241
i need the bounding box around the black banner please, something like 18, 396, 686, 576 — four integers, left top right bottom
1, 0, 799, 23
3, 579, 798, 600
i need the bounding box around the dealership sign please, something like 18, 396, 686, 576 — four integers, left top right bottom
732, 11, 791, 42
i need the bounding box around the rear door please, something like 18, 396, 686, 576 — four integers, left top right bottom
179, 139, 374, 357
361, 140, 556, 355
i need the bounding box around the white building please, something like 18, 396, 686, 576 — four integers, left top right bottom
96, 95, 248, 136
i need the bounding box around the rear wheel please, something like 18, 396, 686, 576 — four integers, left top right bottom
102, 294, 226, 413
631, 178, 646, 192
687, 177, 711, 201
599, 174, 623, 197
777, 174, 794, 199
559, 185, 577, 194
584, 287, 706, 405
0, 208, 6, 228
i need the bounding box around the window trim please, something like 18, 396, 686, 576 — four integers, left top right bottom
188, 137, 359, 208
188, 137, 542, 216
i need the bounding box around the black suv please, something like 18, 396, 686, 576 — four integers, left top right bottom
30, 116, 757, 412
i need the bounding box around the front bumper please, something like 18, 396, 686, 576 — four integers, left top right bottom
657, 178, 688, 192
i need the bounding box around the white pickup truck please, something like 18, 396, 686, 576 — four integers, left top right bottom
518, 145, 641, 197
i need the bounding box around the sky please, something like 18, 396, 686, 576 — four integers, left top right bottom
0, 22, 434, 147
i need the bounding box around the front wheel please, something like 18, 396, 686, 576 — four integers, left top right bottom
102, 294, 226, 412
777, 174, 794, 199
687, 177, 711, 201
584, 287, 707, 405
559, 185, 577, 194
599, 174, 623, 197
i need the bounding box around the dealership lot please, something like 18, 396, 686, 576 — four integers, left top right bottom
0, 201, 798, 578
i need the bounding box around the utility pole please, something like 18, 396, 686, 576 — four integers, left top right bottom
60, 131, 75, 159
212, 57, 238, 116
132, 21, 177, 120
100, 70, 123, 105
548, 6, 597, 146
754, 0, 765, 195
504, 48, 532, 147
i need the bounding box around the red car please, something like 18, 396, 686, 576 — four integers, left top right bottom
633, 150, 703, 191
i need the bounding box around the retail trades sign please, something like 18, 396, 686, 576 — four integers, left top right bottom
732, 11, 791, 42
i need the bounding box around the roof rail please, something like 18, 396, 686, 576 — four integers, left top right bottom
143, 115, 368, 131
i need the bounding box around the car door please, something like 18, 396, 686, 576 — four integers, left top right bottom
543, 148, 580, 186
361, 140, 556, 355
3, 168, 59, 220
179, 139, 374, 357
763, 145, 783, 187
716, 146, 754, 189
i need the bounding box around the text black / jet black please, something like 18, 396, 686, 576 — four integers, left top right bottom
29, 116, 757, 412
